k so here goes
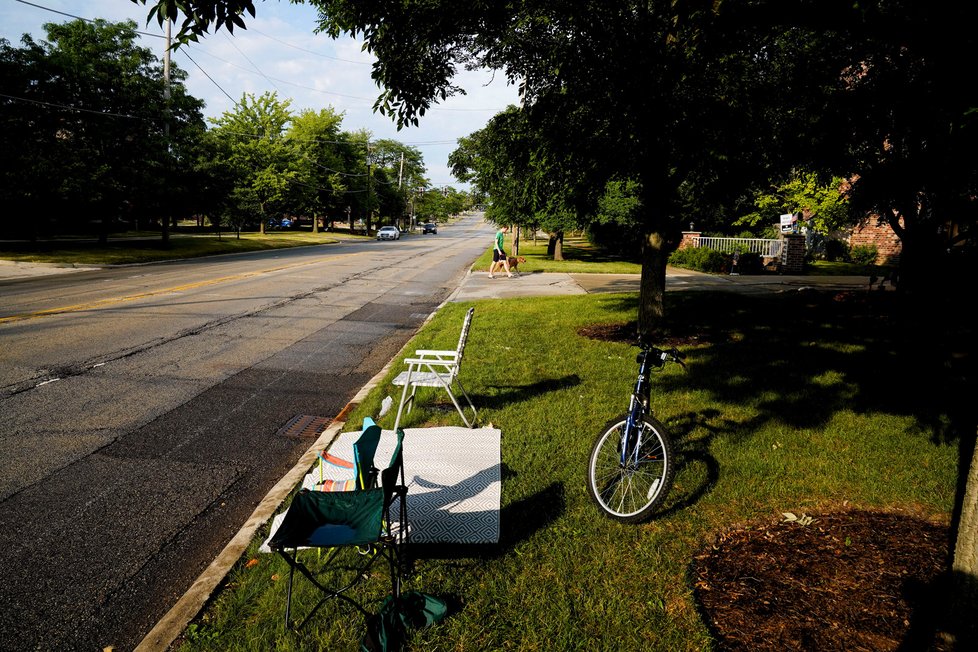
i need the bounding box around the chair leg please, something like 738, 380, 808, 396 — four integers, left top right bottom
393, 375, 414, 432
277, 547, 375, 630
284, 549, 297, 628
454, 379, 478, 426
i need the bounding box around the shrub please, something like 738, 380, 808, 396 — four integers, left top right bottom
669, 246, 729, 273
734, 251, 764, 275
823, 238, 850, 262
850, 244, 879, 266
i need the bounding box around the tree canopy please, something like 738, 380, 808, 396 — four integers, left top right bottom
0, 18, 205, 240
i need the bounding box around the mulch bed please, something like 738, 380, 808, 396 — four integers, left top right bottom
691, 510, 951, 651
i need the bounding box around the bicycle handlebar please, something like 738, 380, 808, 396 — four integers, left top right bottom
641, 344, 687, 369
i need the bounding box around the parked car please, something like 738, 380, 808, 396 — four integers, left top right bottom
422, 222, 438, 234
376, 225, 400, 240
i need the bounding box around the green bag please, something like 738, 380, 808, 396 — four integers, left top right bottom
361, 591, 449, 652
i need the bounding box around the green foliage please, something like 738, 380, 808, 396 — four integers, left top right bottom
668, 247, 729, 273
735, 251, 764, 275
736, 170, 851, 235
850, 244, 879, 266
822, 238, 850, 263
0, 19, 205, 238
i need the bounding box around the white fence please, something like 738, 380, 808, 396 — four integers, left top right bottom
693, 236, 782, 258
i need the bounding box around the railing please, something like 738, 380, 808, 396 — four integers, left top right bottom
693, 236, 782, 258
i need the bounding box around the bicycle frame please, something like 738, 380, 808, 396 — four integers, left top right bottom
622, 348, 653, 468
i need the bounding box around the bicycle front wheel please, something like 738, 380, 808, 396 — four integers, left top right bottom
587, 414, 675, 523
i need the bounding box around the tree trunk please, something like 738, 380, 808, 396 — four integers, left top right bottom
549, 231, 564, 261
638, 231, 668, 339
947, 434, 978, 647
312, 212, 319, 234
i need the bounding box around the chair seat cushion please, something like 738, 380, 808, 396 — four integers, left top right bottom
392, 370, 453, 387
270, 488, 384, 549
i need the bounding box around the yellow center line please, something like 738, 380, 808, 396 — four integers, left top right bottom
0, 253, 362, 325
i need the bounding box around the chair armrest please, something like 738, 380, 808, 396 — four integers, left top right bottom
404, 357, 458, 370
413, 349, 458, 358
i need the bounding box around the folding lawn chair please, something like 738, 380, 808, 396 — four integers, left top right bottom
269, 426, 408, 630
392, 307, 477, 431
314, 417, 381, 492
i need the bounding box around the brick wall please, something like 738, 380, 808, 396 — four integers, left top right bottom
780, 234, 806, 273
849, 215, 902, 265
679, 231, 700, 249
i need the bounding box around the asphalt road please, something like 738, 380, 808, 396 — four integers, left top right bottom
0, 215, 493, 651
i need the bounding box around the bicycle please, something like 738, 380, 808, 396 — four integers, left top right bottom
587, 341, 686, 523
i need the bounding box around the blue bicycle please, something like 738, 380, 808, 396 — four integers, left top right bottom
587, 342, 685, 523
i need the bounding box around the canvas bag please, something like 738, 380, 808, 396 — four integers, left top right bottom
360, 591, 449, 652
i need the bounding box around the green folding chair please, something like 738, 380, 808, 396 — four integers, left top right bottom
270, 426, 408, 630
314, 416, 382, 492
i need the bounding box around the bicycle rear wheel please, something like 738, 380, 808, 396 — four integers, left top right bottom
587, 414, 675, 523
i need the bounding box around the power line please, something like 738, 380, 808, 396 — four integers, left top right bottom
12, 0, 164, 40
222, 30, 282, 97
181, 50, 237, 105
0, 91, 142, 119
248, 26, 370, 66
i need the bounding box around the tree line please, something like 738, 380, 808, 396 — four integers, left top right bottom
0, 18, 469, 243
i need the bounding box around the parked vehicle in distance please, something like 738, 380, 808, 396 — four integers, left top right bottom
422, 222, 438, 234
376, 225, 400, 240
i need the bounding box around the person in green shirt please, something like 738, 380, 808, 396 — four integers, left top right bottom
489, 225, 512, 278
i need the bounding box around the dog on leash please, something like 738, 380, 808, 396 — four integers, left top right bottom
506, 256, 527, 277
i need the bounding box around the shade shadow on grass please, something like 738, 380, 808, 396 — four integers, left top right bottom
407, 481, 565, 564
473, 375, 582, 411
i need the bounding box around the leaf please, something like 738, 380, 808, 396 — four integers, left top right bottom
782, 512, 797, 521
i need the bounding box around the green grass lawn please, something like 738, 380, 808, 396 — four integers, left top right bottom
0, 230, 369, 266
176, 290, 958, 651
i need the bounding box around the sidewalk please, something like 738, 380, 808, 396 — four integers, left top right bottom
0, 260, 99, 279
449, 267, 880, 301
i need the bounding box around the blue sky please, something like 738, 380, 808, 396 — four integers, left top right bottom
1, 0, 522, 189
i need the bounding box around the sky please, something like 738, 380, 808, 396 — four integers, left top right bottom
0, 0, 522, 190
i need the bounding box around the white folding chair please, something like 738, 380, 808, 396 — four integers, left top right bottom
392, 307, 477, 431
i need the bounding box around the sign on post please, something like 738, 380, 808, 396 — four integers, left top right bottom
780, 213, 794, 234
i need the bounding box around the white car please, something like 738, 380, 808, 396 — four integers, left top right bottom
376, 225, 400, 240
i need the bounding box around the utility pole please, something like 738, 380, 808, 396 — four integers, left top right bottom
366, 144, 373, 234
398, 152, 405, 230
161, 18, 172, 244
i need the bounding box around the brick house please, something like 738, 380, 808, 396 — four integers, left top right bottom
848, 214, 902, 265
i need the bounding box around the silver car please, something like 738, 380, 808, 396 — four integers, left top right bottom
376, 226, 400, 240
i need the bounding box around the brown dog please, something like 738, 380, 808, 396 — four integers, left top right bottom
507, 256, 527, 276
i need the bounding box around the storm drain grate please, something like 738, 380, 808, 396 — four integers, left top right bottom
277, 414, 331, 440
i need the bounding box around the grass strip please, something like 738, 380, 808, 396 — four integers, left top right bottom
176, 289, 957, 651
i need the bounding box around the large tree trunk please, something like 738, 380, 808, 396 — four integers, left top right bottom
548, 231, 564, 260
638, 231, 668, 339
947, 434, 978, 647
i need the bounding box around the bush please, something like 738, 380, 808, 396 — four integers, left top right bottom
850, 244, 879, 266
669, 246, 729, 273
734, 251, 764, 275
823, 238, 850, 262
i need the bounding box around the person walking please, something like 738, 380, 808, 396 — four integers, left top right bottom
489, 225, 512, 279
